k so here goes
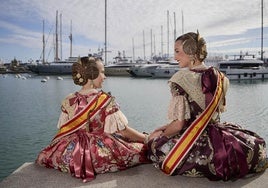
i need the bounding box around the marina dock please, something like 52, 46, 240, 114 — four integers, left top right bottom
0, 162, 267, 188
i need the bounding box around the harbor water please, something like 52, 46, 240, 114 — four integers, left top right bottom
0, 74, 268, 181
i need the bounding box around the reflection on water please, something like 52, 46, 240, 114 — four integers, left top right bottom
0, 74, 268, 181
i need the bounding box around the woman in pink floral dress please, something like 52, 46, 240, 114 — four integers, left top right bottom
36, 56, 149, 182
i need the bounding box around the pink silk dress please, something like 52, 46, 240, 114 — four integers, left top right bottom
36, 91, 148, 182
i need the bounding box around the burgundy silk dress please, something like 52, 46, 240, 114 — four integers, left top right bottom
147, 66, 268, 181
36, 91, 148, 182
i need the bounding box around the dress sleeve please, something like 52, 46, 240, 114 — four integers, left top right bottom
56, 111, 69, 129
56, 96, 72, 129
167, 94, 191, 121
167, 82, 191, 121
104, 98, 128, 134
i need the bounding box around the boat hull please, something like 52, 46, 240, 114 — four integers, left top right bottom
151, 65, 179, 78
104, 67, 130, 76
28, 63, 73, 75
128, 65, 160, 77
221, 68, 268, 80
217, 57, 268, 80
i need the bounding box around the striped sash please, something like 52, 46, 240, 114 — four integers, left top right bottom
52, 92, 111, 143
162, 70, 224, 175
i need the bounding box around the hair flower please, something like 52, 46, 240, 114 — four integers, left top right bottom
79, 78, 83, 83
76, 73, 81, 78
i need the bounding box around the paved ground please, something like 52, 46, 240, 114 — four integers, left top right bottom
0, 162, 268, 188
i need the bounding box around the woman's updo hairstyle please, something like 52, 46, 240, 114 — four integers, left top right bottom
72, 56, 100, 86
176, 31, 207, 62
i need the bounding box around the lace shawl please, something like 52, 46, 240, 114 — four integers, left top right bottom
168, 66, 229, 122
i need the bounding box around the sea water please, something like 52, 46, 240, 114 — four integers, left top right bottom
0, 74, 268, 181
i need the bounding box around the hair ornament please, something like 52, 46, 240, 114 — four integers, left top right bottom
88, 56, 95, 61
79, 78, 84, 83
76, 73, 81, 78
197, 30, 201, 41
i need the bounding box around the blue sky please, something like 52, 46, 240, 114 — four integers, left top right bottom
0, 0, 267, 64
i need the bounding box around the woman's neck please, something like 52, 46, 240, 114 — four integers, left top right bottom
79, 82, 98, 94
190, 62, 206, 69
78, 88, 97, 95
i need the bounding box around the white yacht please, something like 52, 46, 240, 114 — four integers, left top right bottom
105, 62, 136, 76
217, 54, 268, 80
128, 61, 171, 77
104, 51, 136, 76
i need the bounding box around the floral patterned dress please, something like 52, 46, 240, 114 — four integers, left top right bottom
147, 66, 268, 181
36, 91, 148, 182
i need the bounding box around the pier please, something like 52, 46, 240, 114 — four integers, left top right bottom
0, 162, 267, 188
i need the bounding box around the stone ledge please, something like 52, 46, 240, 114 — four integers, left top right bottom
0, 162, 268, 188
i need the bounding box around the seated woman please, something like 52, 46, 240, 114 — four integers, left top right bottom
147, 31, 268, 181
36, 56, 149, 182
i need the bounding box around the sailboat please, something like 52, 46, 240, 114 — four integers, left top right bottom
28, 11, 79, 75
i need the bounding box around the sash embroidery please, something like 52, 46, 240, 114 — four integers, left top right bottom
52, 92, 111, 143
161, 70, 224, 175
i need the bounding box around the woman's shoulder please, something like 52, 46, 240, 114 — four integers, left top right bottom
63, 93, 76, 101
169, 68, 195, 84
61, 93, 75, 107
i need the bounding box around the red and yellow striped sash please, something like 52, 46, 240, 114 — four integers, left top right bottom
162, 71, 224, 175
52, 92, 111, 143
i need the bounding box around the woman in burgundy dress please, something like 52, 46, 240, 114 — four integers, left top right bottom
147, 31, 268, 181
36, 56, 149, 182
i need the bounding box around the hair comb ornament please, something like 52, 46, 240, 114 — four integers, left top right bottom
197, 30, 201, 41
88, 56, 95, 61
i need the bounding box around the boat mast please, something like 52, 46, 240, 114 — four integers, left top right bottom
261, 0, 263, 60
132, 37, 135, 62
167, 10, 169, 58
60, 13, 62, 60
161, 25, 163, 58
150, 28, 153, 60
154, 34, 156, 58
42, 20, 45, 64
55, 10, 59, 62
143, 30, 146, 60
104, 0, 107, 65
69, 20, 73, 57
